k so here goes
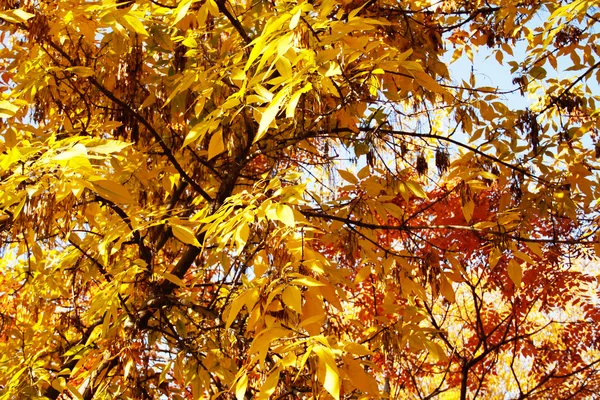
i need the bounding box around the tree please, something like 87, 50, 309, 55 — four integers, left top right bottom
0, 0, 599, 398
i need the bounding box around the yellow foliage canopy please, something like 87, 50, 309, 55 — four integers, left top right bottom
0, 0, 599, 399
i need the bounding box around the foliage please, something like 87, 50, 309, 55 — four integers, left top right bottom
0, 0, 599, 399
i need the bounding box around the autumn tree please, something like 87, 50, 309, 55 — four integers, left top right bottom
0, 0, 599, 399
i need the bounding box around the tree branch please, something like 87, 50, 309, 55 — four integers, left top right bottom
215, 0, 251, 45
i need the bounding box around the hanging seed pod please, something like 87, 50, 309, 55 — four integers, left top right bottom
435, 148, 450, 174
29, 13, 49, 43
400, 141, 407, 156
516, 109, 540, 152
173, 43, 187, 73
416, 153, 428, 175
367, 150, 375, 167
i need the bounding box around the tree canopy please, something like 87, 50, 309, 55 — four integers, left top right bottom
0, 0, 599, 399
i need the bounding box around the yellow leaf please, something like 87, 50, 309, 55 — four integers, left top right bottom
282, 285, 302, 314
123, 357, 134, 379
226, 291, 249, 330
206, 0, 219, 16
318, 283, 342, 310
226, 287, 259, 329
343, 356, 379, 394
235, 222, 250, 249
338, 169, 359, 185
489, 247, 503, 269
0, 9, 34, 23
289, 8, 301, 29
0, 100, 20, 118
354, 266, 371, 283
171, 224, 201, 247
253, 251, 268, 278
325, 62, 342, 77
66, 384, 84, 400
159, 272, 186, 287
54, 143, 88, 161
314, 346, 340, 400
257, 368, 280, 400
275, 57, 292, 80
173, 0, 193, 26
51, 377, 66, 392
301, 290, 324, 335
92, 180, 135, 204
439, 274, 455, 303
140, 93, 157, 109
181, 36, 197, 48
255, 103, 280, 143
183, 121, 209, 148
405, 181, 428, 199
207, 129, 225, 160
0, 147, 21, 170
87, 140, 131, 154
254, 84, 274, 102
425, 340, 448, 362
249, 327, 289, 367
286, 83, 312, 118
66, 66, 95, 77
462, 200, 475, 223
513, 250, 534, 265
508, 259, 522, 288
526, 242, 544, 258
344, 342, 372, 356
276, 203, 295, 227
291, 276, 325, 287
122, 14, 149, 36
235, 372, 248, 400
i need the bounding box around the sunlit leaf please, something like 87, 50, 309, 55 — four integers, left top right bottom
171, 224, 201, 247
91, 180, 135, 204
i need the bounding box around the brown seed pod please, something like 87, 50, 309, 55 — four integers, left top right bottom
435, 148, 450, 174
416, 153, 428, 175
